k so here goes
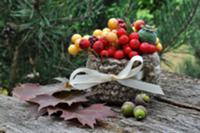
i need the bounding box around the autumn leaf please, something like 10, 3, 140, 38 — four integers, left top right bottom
12, 83, 116, 128
47, 104, 116, 128
13, 83, 68, 100
29, 94, 88, 110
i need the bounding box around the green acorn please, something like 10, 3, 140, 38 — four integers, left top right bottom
121, 101, 135, 117
134, 105, 147, 120
135, 93, 150, 105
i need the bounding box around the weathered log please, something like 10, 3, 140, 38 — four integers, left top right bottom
0, 71, 200, 133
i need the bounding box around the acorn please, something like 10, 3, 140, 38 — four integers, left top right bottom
134, 105, 147, 120
135, 93, 150, 106
121, 101, 135, 117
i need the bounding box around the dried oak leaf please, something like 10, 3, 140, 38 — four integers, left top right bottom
13, 83, 68, 100
47, 104, 116, 128
29, 93, 88, 110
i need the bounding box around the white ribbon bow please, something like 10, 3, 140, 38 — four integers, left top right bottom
68, 56, 164, 95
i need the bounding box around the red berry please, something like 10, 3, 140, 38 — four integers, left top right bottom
148, 44, 156, 54
133, 20, 145, 31
99, 37, 109, 47
114, 50, 125, 59
117, 28, 127, 37
139, 43, 156, 54
118, 35, 129, 45
139, 42, 151, 54
129, 32, 139, 40
79, 39, 90, 49
129, 39, 140, 50
123, 43, 130, 47
93, 41, 104, 53
100, 50, 109, 58
128, 51, 139, 59
89, 36, 98, 45
117, 18, 125, 24
119, 23, 127, 29
107, 47, 116, 57
117, 18, 127, 29
123, 46, 132, 55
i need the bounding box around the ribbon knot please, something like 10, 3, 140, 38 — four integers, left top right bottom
68, 55, 164, 95
110, 74, 118, 81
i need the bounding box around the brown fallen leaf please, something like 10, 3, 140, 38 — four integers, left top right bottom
13, 83, 68, 100
47, 104, 116, 128
13, 83, 116, 128
29, 94, 88, 110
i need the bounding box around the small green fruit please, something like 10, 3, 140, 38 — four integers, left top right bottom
135, 93, 150, 105
142, 93, 150, 103
122, 101, 135, 107
121, 101, 135, 117
134, 105, 147, 120
138, 25, 157, 44
0, 88, 8, 96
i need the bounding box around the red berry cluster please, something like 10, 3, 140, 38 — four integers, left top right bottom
68, 18, 161, 60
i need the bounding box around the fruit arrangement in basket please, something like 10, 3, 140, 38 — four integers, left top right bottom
68, 18, 163, 104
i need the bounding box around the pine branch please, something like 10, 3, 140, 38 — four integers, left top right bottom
168, 0, 200, 47
51, 0, 93, 25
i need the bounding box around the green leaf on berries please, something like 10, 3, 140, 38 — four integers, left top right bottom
124, 17, 133, 33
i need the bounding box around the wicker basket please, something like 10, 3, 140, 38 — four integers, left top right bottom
86, 53, 161, 104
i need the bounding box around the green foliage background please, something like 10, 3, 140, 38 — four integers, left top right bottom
0, 0, 200, 91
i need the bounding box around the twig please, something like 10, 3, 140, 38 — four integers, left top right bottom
124, 0, 133, 17
33, 0, 47, 22
155, 96, 200, 112
9, 45, 20, 93
53, 65, 72, 72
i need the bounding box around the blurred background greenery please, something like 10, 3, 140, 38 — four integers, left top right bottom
0, 0, 200, 92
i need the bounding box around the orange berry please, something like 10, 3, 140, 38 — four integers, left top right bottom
75, 39, 81, 48
112, 29, 117, 34
83, 35, 90, 39
71, 34, 82, 43
156, 37, 160, 44
108, 18, 119, 30
112, 38, 119, 47
133, 20, 145, 31
156, 43, 163, 52
68, 44, 79, 55
132, 27, 137, 32
103, 28, 111, 32
102, 31, 109, 37
93, 29, 102, 38
106, 32, 118, 43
